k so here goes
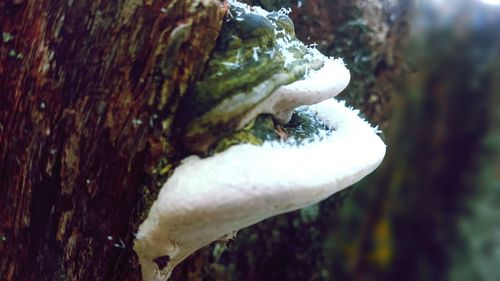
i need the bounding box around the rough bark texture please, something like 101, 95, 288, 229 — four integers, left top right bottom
0, 1, 225, 280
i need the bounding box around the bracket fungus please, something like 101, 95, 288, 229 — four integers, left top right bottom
176, 1, 329, 153
134, 1, 386, 280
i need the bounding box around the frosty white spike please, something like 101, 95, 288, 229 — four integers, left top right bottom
134, 98, 386, 281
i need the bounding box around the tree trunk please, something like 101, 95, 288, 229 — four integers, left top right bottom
1, 0, 412, 280
0, 1, 225, 280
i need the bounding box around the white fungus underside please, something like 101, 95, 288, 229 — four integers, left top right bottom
134, 99, 386, 281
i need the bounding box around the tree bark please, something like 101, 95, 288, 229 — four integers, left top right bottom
0, 1, 225, 280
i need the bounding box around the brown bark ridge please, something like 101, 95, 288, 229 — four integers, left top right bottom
0, 1, 225, 280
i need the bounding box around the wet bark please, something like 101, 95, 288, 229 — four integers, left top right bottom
0, 1, 225, 280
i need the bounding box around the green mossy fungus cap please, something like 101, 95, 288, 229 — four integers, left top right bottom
176, 1, 325, 154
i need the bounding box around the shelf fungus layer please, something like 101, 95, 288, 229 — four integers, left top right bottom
134, 1, 386, 281
134, 98, 386, 281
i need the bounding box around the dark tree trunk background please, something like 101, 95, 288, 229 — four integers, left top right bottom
0, 1, 225, 280
1, 0, 411, 280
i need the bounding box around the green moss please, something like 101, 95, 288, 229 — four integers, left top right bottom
2, 32, 13, 43
282, 109, 330, 141
7, 49, 23, 60
210, 117, 265, 154
328, 7, 376, 108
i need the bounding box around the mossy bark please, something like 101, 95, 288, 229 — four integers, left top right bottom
0, 1, 225, 280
